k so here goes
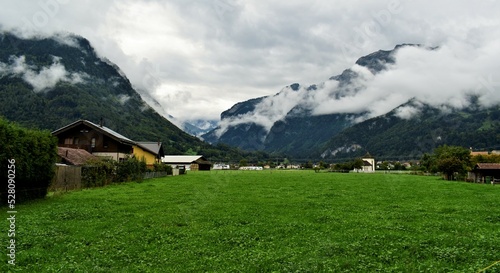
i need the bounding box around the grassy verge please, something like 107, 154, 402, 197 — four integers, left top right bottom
2, 171, 500, 272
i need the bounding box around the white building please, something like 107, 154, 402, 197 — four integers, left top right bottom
213, 163, 230, 170
355, 152, 375, 172
239, 166, 263, 171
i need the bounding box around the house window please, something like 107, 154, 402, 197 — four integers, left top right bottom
91, 138, 96, 148
73, 138, 79, 145
102, 136, 109, 148
64, 138, 72, 145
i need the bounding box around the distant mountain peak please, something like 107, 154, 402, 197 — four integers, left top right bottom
202, 43, 500, 160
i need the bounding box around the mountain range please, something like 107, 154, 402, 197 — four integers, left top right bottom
3, 32, 498, 163
203, 44, 500, 161
0, 32, 267, 162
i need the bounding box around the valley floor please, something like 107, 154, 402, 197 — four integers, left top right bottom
2, 171, 500, 272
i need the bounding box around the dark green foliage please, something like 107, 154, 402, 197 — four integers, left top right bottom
470, 154, 500, 165
322, 103, 500, 161
420, 145, 471, 180
115, 157, 147, 183
332, 158, 364, 171
0, 117, 57, 203
153, 162, 173, 174
81, 159, 115, 188
82, 157, 158, 186
303, 160, 314, 169
239, 159, 248, 167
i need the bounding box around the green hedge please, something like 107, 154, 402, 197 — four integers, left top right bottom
114, 156, 147, 182
0, 117, 57, 204
82, 157, 153, 187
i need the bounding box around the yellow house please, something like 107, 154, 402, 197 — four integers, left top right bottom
133, 142, 164, 168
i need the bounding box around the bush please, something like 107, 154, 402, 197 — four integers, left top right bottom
82, 158, 115, 188
0, 117, 58, 204
114, 156, 147, 182
153, 162, 173, 175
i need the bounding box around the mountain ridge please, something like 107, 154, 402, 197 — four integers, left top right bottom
0, 31, 269, 162
203, 44, 500, 161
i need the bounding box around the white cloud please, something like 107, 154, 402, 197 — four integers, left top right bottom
0, 55, 87, 92
117, 94, 131, 105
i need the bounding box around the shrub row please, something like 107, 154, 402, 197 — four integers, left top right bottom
0, 117, 57, 204
82, 157, 173, 188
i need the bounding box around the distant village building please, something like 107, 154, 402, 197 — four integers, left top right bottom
239, 166, 263, 171
359, 152, 376, 172
213, 163, 230, 170
470, 151, 489, 157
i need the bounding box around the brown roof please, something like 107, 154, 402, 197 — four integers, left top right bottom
471, 151, 489, 156
58, 147, 97, 166
475, 163, 500, 170
52, 119, 136, 146
362, 160, 373, 167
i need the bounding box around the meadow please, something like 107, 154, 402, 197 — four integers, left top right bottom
2, 171, 500, 272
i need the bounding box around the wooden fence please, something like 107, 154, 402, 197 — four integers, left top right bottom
50, 165, 82, 192
50, 165, 171, 192
142, 172, 169, 179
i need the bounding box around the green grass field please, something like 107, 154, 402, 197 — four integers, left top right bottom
2, 171, 500, 272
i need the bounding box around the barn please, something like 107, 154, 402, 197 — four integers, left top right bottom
161, 155, 212, 171
469, 163, 500, 184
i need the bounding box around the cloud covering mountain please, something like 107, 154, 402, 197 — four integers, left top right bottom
0, 55, 87, 92
216, 34, 500, 137
1, 1, 499, 123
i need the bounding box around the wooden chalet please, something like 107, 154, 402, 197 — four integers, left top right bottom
52, 120, 164, 167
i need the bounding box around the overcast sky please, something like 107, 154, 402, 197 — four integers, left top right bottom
1, 0, 499, 123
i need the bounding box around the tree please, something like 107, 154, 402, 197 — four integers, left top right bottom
239, 159, 248, 167
352, 158, 364, 171
303, 161, 313, 169
420, 153, 437, 173
432, 145, 471, 180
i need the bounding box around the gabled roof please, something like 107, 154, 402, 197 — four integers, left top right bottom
137, 142, 164, 157
362, 160, 373, 167
475, 163, 500, 170
362, 152, 374, 159
57, 147, 97, 166
52, 119, 135, 145
162, 155, 211, 165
